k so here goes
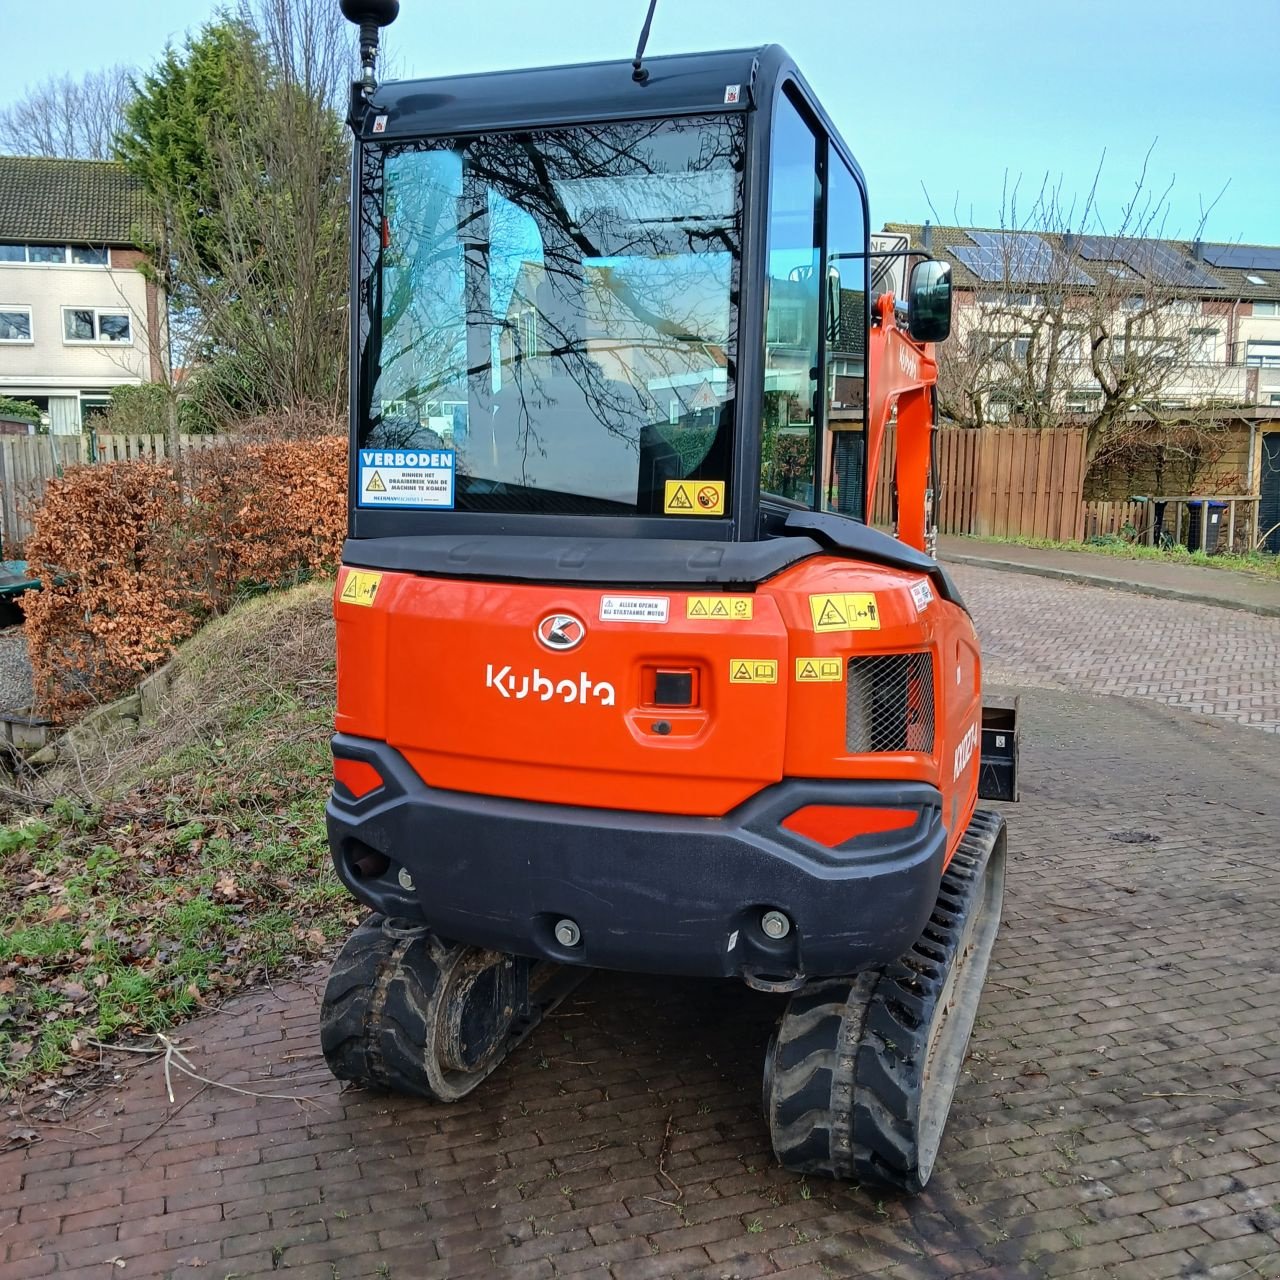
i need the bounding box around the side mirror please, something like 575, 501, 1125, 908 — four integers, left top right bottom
907, 259, 952, 344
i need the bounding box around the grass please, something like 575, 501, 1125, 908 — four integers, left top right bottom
0, 581, 361, 1099
963, 532, 1280, 580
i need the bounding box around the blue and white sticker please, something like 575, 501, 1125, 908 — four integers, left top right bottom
358, 449, 455, 509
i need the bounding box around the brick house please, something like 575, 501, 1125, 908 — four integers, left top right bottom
884, 224, 1280, 549
0, 156, 163, 433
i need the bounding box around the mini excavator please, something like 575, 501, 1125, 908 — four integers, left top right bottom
322, 0, 1015, 1191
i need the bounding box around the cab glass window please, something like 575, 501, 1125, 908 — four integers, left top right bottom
823, 155, 867, 517
761, 88, 821, 507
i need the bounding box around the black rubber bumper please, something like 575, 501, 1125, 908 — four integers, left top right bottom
327, 734, 948, 980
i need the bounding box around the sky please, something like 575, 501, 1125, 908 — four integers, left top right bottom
5, 0, 1279, 244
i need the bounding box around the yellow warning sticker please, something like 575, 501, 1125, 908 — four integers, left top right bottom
729, 658, 778, 684
339, 570, 382, 608
686, 596, 753, 621
664, 479, 725, 516
795, 657, 844, 682
808, 593, 881, 633
364, 470, 387, 494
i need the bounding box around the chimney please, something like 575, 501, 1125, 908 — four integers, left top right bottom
1192, 238, 1204, 262
922, 220, 933, 251
1063, 232, 1075, 254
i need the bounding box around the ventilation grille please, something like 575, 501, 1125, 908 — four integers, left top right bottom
846, 652, 935, 753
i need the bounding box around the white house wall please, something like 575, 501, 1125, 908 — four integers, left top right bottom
0, 261, 153, 396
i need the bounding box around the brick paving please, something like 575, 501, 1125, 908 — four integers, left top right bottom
4, 579, 1280, 1279
956, 564, 1280, 733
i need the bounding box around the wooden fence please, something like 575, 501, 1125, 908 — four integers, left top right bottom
873, 425, 1089, 542
0, 433, 229, 554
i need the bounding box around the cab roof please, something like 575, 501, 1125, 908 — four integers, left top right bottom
354, 45, 786, 140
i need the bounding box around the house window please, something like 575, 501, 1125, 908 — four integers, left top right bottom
0, 308, 32, 341
1253, 301, 1280, 317
79, 395, 112, 427
1246, 276, 1267, 288
0, 243, 111, 266
1189, 328, 1219, 362
1245, 340, 1280, 368
517, 307, 538, 359
63, 307, 133, 344
1064, 392, 1101, 414
988, 394, 1014, 422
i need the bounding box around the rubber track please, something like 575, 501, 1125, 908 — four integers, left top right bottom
765, 810, 1006, 1190
319, 915, 458, 1100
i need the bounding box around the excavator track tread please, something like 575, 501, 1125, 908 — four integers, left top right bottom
765, 809, 1007, 1191
320, 915, 591, 1102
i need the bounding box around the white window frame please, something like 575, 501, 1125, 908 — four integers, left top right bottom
62, 306, 134, 346
1189, 327, 1220, 363
0, 305, 33, 343
0, 243, 110, 268
1253, 301, 1280, 317
1064, 392, 1101, 414
1245, 340, 1280, 368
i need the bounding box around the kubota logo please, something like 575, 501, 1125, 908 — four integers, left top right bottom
898, 345, 920, 381
953, 722, 979, 781
485, 665, 616, 706
536, 613, 585, 652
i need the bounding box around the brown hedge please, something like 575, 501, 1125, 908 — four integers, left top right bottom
25, 436, 347, 721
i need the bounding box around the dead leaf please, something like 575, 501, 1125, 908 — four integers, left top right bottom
6, 1126, 39, 1145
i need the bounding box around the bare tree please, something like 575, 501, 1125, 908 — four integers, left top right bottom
0, 66, 133, 158
929, 161, 1239, 474
140, 0, 354, 427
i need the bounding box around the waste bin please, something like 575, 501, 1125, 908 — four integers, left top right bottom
1186, 500, 1226, 554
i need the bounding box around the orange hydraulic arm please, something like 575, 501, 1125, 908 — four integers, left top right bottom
863, 293, 939, 555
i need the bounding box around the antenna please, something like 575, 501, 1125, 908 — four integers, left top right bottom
632, 0, 659, 84
340, 0, 400, 95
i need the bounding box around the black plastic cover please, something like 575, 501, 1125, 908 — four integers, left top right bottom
355, 47, 769, 139
341, 533, 822, 587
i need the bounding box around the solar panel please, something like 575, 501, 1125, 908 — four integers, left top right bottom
1076, 235, 1222, 290
1140, 243, 1222, 290
1200, 244, 1280, 272
955, 231, 1093, 286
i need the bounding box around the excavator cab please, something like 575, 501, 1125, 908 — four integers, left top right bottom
325, 5, 1008, 1194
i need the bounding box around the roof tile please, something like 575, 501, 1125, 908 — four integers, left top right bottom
0, 156, 153, 246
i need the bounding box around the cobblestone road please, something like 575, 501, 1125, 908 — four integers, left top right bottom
4, 575, 1280, 1280
955, 564, 1280, 734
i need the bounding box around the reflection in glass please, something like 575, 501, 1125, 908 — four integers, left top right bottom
359, 116, 744, 516
761, 92, 821, 506
824, 156, 867, 518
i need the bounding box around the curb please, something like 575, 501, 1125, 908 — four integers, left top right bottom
943, 553, 1280, 619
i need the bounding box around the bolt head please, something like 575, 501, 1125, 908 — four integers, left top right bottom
554, 918, 581, 947
761, 910, 791, 940
397, 867, 415, 892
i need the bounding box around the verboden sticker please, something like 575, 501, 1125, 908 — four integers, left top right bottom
358, 448, 455, 508
599, 595, 669, 623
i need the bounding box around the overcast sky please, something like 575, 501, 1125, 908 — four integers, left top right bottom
6, 0, 1277, 243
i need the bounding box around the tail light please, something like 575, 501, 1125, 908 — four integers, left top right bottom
334, 758, 384, 799
782, 805, 918, 849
